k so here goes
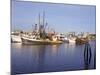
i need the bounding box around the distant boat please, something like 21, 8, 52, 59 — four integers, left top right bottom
11, 32, 22, 43
76, 38, 88, 45
67, 36, 89, 45
68, 37, 76, 44
62, 37, 69, 43
11, 35, 21, 43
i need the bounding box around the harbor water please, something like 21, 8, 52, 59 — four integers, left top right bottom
11, 40, 96, 74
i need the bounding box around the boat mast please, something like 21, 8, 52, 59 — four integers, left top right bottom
43, 11, 45, 26
39, 12, 40, 26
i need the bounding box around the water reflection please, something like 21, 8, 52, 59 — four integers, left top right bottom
51, 45, 59, 55
11, 41, 96, 74
64, 43, 76, 49
36, 45, 46, 72
12, 43, 22, 49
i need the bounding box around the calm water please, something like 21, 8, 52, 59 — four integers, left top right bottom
11, 41, 96, 75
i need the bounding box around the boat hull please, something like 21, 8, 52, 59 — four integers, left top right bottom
11, 35, 22, 43
76, 38, 88, 45
21, 37, 62, 45
68, 39, 76, 43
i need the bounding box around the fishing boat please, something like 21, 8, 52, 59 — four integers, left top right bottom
75, 38, 88, 45
21, 12, 62, 45
21, 36, 62, 45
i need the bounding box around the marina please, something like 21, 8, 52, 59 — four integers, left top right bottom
11, 11, 96, 74
11, 12, 95, 45
11, 30, 95, 45
11, 1, 96, 75
11, 28, 96, 74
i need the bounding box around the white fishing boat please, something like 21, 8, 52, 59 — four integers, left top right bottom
11, 32, 22, 43
20, 12, 63, 45
21, 36, 62, 45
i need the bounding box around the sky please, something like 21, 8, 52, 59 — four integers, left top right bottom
11, 0, 96, 34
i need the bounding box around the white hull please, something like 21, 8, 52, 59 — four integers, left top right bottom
11, 35, 22, 43
21, 36, 62, 45
68, 39, 76, 43
68, 38, 76, 43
